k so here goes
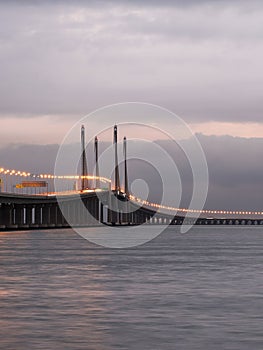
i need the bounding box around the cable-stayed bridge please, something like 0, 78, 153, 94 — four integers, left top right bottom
0, 126, 263, 230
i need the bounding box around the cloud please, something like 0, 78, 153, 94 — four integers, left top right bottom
0, 0, 263, 126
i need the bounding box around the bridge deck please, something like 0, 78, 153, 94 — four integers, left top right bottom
0, 191, 262, 230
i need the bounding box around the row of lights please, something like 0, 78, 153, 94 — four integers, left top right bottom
0, 168, 31, 177
1, 167, 262, 217
0, 167, 111, 184
129, 195, 263, 217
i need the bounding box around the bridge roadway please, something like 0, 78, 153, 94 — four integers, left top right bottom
0, 191, 262, 230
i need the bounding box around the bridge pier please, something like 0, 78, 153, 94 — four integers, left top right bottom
14, 204, 24, 227
0, 204, 15, 229
110, 195, 118, 225
55, 205, 64, 227
94, 197, 99, 222
49, 204, 58, 227
34, 205, 42, 227
42, 205, 51, 227
58, 203, 69, 227
0, 204, 11, 228
25, 206, 32, 227
100, 202, 104, 223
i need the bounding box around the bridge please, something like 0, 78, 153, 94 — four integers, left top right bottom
1, 125, 263, 230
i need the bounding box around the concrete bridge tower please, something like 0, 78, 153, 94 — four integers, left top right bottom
94, 136, 100, 189
123, 136, 129, 196
81, 125, 89, 191
113, 125, 120, 193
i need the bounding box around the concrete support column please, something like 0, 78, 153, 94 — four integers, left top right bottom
79, 201, 85, 226
69, 201, 76, 226
131, 211, 134, 225
90, 197, 100, 225
85, 200, 91, 225
0, 204, 12, 227
88, 198, 93, 220
107, 206, 112, 224
76, 201, 81, 226
134, 212, 138, 225
0, 204, 13, 227
25, 206, 32, 226
15, 205, 24, 226
81, 200, 88, 226
100, 202, 104, 223
91, 198, 95, 219
94, 197, 99, 221
126, 201, 131, 224
137, 212, 141, 224
67, 202, 74, 226
55, 205, 62, 226
84, 199, 89, 225
34, 205, 42, 225
80, 200, 85, 225
42, 205, 51, 226
59, 203, 69, 227
139, 212, 144, 224
75, 201, 81, 226
11, 205, 16, 226
0, 205, 4, 227
110, 194, 118, 225
50, 204, 57, 226
108, 191, 117, 225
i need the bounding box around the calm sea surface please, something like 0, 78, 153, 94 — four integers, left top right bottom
0, 226, 263, 350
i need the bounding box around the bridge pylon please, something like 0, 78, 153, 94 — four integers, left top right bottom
113, 125, 120, 193
123, 136, 129, 197
94, 136, 100, 189
81, 125, 89, 191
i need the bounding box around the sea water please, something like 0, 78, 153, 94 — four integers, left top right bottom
0, 226, 263, 350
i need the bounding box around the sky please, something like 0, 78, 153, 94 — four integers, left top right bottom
0, 0, 263, 210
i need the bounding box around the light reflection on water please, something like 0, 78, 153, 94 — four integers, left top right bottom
0, 226, 263, 350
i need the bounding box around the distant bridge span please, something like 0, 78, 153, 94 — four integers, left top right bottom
0, 191, 262, 231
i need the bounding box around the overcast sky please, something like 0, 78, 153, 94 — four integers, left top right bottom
0, 0, 263, 143
1, 0, 263, 210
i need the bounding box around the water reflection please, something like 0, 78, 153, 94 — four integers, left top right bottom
0, 227, 263, 349
0, 230, 114, 349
